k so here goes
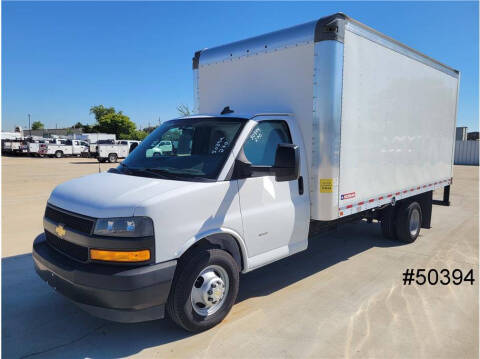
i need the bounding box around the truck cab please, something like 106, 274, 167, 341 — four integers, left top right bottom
33, 112, 310, 331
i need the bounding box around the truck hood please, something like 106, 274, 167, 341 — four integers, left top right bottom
48, 172, 200, 218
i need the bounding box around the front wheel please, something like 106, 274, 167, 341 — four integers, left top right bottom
55, 150, 63, 158
167, 249, 239, 332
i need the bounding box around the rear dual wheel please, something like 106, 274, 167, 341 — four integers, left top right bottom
381, 201, 422, 243
395, 202, 422, 243
167, 248, 239, 332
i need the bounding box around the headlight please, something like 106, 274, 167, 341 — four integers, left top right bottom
93, 217, 154, 237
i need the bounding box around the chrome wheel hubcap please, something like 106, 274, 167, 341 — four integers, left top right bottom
409, 209, 420, 237
190, 265, 229, 316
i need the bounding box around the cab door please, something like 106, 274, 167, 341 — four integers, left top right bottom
71, 140, 82, 155
234, 118, 310, 269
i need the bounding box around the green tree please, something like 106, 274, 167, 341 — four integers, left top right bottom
82, 124, 94, 133
176, 104, 191, 117
89, 105, 138, 139
31, 121, 44, 130
122, 130, 149, 141
143, 126, 158, 134
96, 112, 136, 136
73, 122, 83, 129
90, 105, 116, 121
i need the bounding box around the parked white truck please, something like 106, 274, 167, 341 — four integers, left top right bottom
97, 140, 140, 163
24, 137, 51, 157
71, 133, 116, 156
38, 139, 89, 158
2, 139, 25, 155
33, 13, 458, 332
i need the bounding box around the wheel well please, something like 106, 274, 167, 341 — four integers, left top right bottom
181, 233, 244, 271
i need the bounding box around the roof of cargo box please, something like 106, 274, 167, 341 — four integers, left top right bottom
193, 12, 459, 78
175, 113, 292, 120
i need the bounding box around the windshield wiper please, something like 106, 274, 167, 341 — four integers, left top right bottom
119, 163, 171, 179
119, 164, 211, 181
143, 168, 194, 180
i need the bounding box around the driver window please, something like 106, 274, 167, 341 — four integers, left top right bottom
243, 121, 292, 166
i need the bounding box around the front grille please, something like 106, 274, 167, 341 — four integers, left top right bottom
45, 231, 89, 262
45, 205, 95, 234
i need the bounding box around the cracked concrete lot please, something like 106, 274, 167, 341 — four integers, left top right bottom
2, 157, 479, 358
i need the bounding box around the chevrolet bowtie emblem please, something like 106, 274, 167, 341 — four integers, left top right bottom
55, 224, 66, 238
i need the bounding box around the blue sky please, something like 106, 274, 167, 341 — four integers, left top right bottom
2, 1, 478, 132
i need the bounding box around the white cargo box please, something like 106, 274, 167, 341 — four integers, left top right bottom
194, 13, 459, 221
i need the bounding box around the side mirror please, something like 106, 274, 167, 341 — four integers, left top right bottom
274, 143, 300, 182
232, 143, 300, 181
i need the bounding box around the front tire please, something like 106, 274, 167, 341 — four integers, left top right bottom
167, 249, 239, 332
55, 150, 63, 158
395, 201, 422, 243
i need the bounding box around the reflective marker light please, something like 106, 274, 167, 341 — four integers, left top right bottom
94, 217, 154, 237
90, 249, 150, 262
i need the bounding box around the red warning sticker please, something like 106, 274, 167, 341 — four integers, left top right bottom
341, 192, 356, 200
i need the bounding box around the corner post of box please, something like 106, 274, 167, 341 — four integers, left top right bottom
311, 13, 346, 221
314, 13, 348, 43
192, 50, 203, 114
192, 50, 202, 70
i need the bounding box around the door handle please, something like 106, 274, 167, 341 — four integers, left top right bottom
298, 176, 304, 195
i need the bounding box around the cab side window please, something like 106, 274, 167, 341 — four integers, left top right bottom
243, 121, 292, 166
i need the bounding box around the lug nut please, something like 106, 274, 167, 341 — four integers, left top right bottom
208, 297, 213, 302
211, 284, 216, 288
208, 290, 213, 295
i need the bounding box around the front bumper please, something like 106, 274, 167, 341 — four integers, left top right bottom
32, 233, 177, 323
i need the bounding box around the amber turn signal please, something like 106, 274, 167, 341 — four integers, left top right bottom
90, 249, 150, 262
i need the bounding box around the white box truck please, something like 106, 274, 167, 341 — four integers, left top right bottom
33, 13, 458, 332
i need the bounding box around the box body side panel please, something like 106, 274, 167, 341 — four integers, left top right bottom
339, 30, 458, 208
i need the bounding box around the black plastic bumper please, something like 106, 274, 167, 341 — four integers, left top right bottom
32, 233, 177, 323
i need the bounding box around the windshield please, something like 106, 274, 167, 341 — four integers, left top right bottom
121, 117, 246, 181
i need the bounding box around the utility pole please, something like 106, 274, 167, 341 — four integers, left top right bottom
28, 114, 31, 136
158, 116, 161, 126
